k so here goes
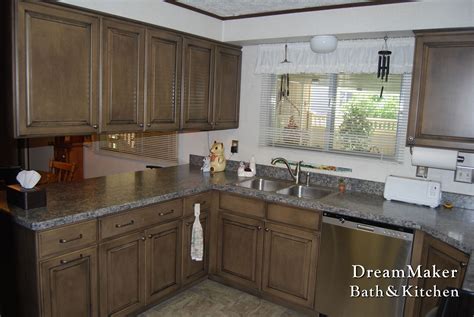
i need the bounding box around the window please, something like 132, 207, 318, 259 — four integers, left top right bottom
259, 73, 411, 161
99, 132, 178, 165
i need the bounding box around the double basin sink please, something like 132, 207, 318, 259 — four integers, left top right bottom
236, 178, 333, 200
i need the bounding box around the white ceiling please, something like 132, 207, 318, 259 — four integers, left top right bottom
176, 0, 370, 17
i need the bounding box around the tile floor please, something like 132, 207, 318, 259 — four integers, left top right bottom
139, 279, 310, 317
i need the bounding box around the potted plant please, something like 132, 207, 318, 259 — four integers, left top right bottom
338, 178, 346, 193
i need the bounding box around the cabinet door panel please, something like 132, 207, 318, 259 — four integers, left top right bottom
102, 19, 145, 132
408, 31, 474, 150
40, 247, 98, 317
17, 3, 99, 137
182, 38, 214, 130
99, 232, 145, 317
182, 213, 208, 284
217, 212, 264, 290
416, 235, 469, 317
145, 220, 182, 303
213, 46, 241, 129
146, 29, 182, 130
262, 223, 318, 308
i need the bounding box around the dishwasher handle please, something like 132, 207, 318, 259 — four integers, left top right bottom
356, 224, 375, 232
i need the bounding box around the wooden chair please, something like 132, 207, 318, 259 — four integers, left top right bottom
48, 160, 76, 183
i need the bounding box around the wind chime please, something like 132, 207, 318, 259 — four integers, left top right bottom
377, 36, 392, 98
279, 44, 290, 102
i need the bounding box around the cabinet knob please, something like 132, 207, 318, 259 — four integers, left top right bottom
407, 136, 415, 144
461, 262, 468, 268
257, 226, 262, 230
147, 123, 152, 127
148, 234, 153, 239
264, 228, 270, 232
139, 123, 144, 128
92, 124, 98, 129
141, 236, 147, 241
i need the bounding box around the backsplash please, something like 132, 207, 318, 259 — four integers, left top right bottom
189, 154, 474, 210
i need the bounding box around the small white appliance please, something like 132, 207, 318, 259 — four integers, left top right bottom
384, 175, 442, 208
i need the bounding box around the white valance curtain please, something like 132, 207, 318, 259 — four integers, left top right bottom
255, 37, 415, 75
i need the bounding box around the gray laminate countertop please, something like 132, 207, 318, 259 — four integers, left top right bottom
1, 164, 473, 290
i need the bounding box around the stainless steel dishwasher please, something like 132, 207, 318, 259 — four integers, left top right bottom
315, 212, 414, 317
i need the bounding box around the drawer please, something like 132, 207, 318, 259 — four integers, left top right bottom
38, 220, 97, 258
184, 192, 212, 216
100, 208, 149, 239
267, 203, 321, 231
143, 198, 183, 224
100, 199, 183, 239
219, 192, 265, 218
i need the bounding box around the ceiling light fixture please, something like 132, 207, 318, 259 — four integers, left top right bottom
310, 35, 338, 53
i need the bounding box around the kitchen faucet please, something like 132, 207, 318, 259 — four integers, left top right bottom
271, 157, 303, 184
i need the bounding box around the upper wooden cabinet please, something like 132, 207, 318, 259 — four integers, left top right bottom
10, 2, 241, 137
15, 2, 100, 137
182, 39, 242, 131
408, 30, 474, 151
213, 46, 242, 129
182, 38, 215, 130
102, 18, 145, 132
146, 29, 182, 131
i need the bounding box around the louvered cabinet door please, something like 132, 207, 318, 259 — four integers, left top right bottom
182, 38, 214, 130
102, 18, 145, 132
16, 2, 100, 137
146, 29, 182, 131
213, 46, 241, 130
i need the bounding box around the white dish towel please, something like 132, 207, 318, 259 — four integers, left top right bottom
191, 203, 203, 261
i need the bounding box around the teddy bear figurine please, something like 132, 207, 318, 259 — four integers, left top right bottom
209, 141, 226, 173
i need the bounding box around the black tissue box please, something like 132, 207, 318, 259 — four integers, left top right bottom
7, 184, 46, 210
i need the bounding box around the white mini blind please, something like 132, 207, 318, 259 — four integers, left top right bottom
99, 132, 178, 165
259, 73, 412, 161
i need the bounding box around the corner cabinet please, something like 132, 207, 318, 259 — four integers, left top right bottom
213, 46, 241, 129
182, 39, 242, 131
15, 2, 100, 137
407, 30, 474, 151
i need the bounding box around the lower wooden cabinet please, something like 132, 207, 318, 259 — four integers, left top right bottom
40, 246, 98, 317
145, 220, 182, 303
215, 201, 320, 309
216, 212, 264, 290
409, 232, 469, 317
262, 223, 319, 308
99, 232, 146, 317
182, 213, 209, 285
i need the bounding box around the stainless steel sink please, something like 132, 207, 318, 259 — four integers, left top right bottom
276, 185, 333, 199
236, 178, 290, 192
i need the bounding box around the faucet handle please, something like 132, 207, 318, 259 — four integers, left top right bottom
305, 172, 310, 186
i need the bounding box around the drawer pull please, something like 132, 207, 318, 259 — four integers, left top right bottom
115, 220, 135, 228
264, 228, 270, 232
159, 210, 174, 216
257, 226, 262, 231
60, 254, 83, 265
460, 262, 468, 268
59, 234, 83, 244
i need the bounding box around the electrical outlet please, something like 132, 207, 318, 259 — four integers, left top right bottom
454, 166, 474, 183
